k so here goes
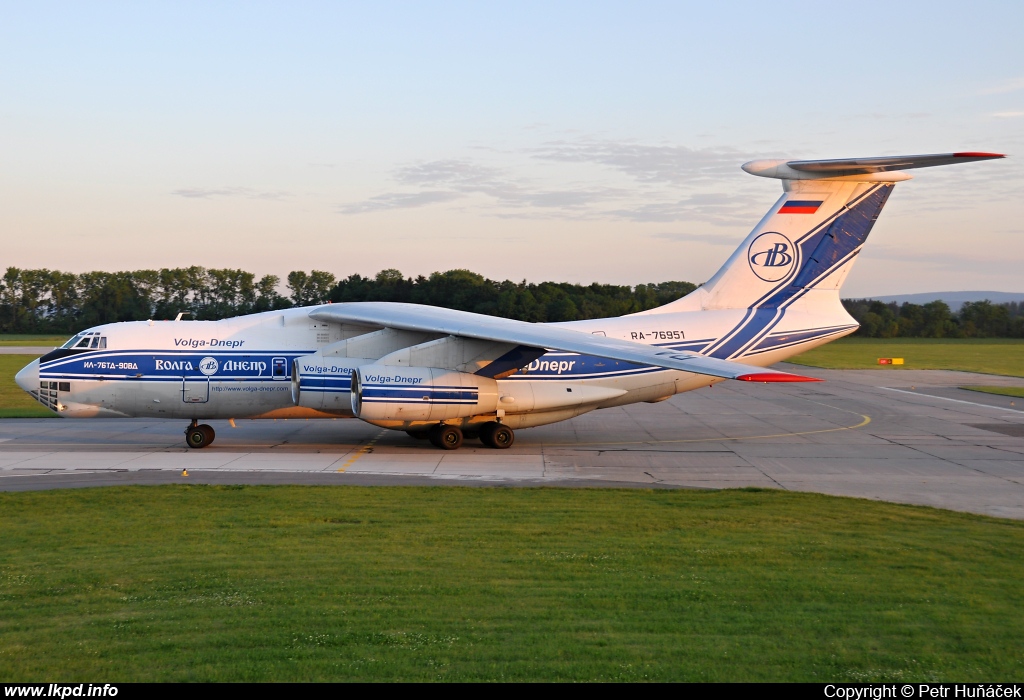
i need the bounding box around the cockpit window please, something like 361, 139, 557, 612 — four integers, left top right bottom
62, 332, 106, 350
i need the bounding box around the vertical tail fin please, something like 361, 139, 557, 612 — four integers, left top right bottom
655, 152, 1004, 314
697, 177, 893, 311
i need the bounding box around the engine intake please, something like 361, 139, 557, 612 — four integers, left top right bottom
291, 354, 366, 415
351, 365, 498, 423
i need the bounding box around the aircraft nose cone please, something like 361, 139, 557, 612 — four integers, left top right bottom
15, 358, 40, 394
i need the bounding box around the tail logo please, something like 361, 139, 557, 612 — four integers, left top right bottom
748, 232, 796, 282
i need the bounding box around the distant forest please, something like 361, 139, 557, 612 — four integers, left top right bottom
1, 266, 1021, 338
840, 298, 1024, 339
0, 267, 695, 334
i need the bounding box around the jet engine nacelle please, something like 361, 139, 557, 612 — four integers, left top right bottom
351, 365, 498, 423
290, 354, 366, 415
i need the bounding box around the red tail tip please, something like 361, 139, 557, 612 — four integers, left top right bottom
953, 151, 1005, 158
736, 373, 823, 383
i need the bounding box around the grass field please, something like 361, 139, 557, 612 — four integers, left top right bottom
1, 485, 1023, 682
789, 337, 1024, 377
0, 334, 65, 347
0, 355, 55, 418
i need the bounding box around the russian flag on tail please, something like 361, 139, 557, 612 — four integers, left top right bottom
779, 200, 822, 214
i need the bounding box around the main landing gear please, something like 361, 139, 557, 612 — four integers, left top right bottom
480, 422, 514, 449
429, 424, 463, 450
408, 421, 514, 450
185, 419, 215, 449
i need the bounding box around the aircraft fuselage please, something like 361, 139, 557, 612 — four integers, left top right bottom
18, 301, 854, 430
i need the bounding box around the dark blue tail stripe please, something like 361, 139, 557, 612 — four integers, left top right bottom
707, 184, 892, 359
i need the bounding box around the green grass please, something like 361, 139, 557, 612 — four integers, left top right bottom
0, 355, 56, 418
960, 385, 1024, 399
0, 334, 66, 347
1, 486, 1023, 682
789, 337, 1024, 377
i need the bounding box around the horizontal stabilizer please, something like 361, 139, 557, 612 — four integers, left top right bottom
743, 152, 1004, 181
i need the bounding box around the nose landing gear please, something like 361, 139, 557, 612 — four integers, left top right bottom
185, 420, 215, 449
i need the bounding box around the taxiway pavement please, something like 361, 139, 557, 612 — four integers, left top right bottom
2, 366, 1023, 519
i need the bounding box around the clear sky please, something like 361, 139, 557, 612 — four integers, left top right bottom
2, 1, 1022, 296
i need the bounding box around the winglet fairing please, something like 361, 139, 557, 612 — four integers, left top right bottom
15, 150, 1004, 449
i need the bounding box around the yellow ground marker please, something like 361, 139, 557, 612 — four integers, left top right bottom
337, 430, 388, 472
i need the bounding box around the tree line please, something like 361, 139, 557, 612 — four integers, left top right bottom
328, 269, 697, 323
0, 267, 696, 334
1, 266, 1020, 338
1, 267, 293, 333
842, 299, 1024, 338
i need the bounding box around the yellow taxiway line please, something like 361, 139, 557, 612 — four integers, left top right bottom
337, 429, 388, 472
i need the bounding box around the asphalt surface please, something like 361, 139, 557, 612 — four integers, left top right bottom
2, 365, 1023, 519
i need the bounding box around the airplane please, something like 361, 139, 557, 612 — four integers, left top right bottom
14, 152, 1004, 450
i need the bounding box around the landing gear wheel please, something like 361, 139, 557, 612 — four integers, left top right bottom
429, 425, 463, 450
185, 421, 215, 449
491, 425, 513, 449
480, 422, 496, 448
198, 424, 215, 446
185, 426, 208, 449
480, 422, 514, 449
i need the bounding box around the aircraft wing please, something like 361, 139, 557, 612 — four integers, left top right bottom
308, 302, 820, 383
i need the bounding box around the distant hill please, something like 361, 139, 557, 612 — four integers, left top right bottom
855, 291, 1024, 311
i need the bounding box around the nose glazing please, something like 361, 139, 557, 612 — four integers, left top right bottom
15, 358, 40, 394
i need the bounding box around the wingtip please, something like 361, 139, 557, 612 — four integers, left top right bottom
953, 151, 1005, 159
736, 372, 824, 383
